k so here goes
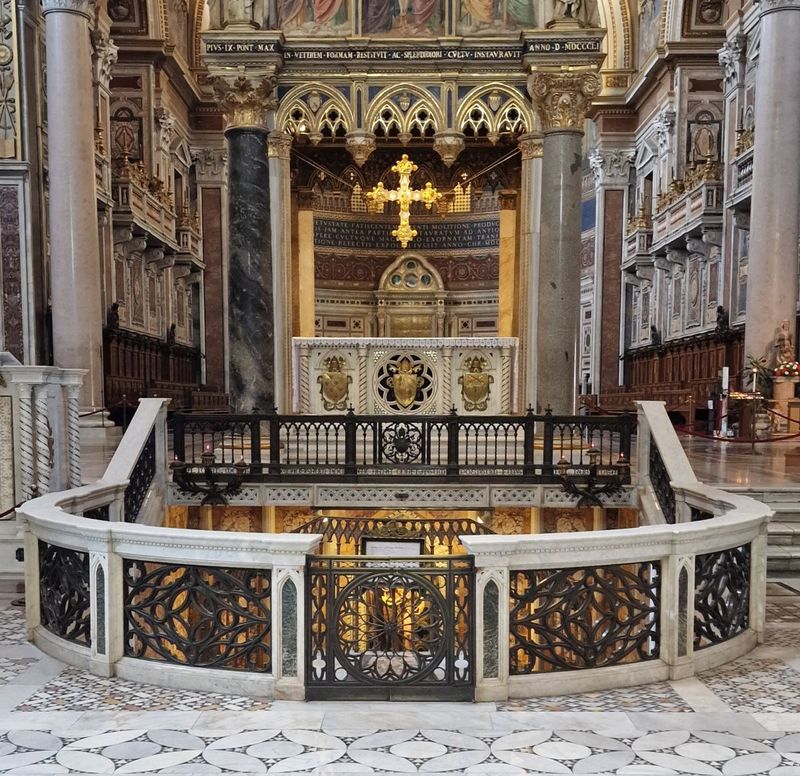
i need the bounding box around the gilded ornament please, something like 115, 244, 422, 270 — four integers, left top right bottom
387, 357, 423, 408
458, 356, 493, 411
318, 356, 351, 411
527, 69, 601, 132
213, 73, 278, 131
365, 154, 442, 249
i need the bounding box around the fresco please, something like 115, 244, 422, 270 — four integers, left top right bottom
361, 0, 445, 36
638, 0, 661, 68
279, 0, 351, 34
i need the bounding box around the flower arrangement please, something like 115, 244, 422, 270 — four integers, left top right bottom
774, 359, 800, 378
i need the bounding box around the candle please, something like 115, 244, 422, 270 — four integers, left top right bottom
752, 367, 757, 393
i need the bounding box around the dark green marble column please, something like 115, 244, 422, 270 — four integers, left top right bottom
215, 74, 278, 412
225, 126, 273, 412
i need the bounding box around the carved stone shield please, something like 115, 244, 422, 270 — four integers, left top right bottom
459, 372, 492, 411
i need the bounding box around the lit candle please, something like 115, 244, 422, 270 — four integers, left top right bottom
751, 367, 757, 393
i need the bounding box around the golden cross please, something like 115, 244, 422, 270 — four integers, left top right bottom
365, 154, 442, 248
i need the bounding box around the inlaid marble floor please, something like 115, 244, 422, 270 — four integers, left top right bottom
2, 583, 800, 775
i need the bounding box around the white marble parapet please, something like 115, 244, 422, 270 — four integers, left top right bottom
292, 336, 519, 415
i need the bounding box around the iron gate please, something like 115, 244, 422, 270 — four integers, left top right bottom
306, 555, 475, 700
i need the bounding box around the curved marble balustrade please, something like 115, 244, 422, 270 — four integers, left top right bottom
14, 400, 771, 702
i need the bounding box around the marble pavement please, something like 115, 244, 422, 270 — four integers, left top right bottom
2, 579, 800, 775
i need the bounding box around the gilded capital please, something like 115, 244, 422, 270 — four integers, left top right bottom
41, 0, 92, 16
527, 69, 601, 133
267, 130, 293, 160
517, 132, 543, 160
213, 74, 278, 132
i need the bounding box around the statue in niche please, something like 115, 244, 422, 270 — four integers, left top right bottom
107, 303, 120, 330
775, 320, 795, 363
224, 0, 257, 26
650, 325, 662, 346
544, 0, 599, 26
167, 323, 177, 346
715, 305, 730, 335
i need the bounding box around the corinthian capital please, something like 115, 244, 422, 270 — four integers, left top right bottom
517, 132, 543, 160
267, 131, 293, 161
41, 0, 92, 16
527, 69, 601, 133
213, 74, 278, 132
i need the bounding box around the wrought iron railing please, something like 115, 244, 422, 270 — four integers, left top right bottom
171, 410, 634, 483
306, 554, 474, 700
39, 540, 91, 646
292, 514, 494, 555
648, 442, 676, 524
508, 562, 660, 674
124, 559, 272, 671
694, 544, 751, 650
124, 429, 156, 522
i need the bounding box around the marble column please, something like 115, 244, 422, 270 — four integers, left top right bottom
517, 134, 543, 409
743, 0, 800, 365
43, 0, 104, 409
498, 190, 518, 339
588, 147, 634, 395
295, 189, 316, 338
214, 75, 277, 412
529, 69, 601, 414
268, 131, 293, 413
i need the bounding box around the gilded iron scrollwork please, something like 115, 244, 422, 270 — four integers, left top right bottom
39, 540, 91, 646
694, 543, 750, 650
306, 555, 474, 699
509, 562, 660, 673
124, 559, 272, 671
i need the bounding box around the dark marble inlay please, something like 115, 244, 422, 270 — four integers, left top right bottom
0, 185, 23, 361
227, 128, 274, 412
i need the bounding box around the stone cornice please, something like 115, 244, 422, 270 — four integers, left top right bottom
41, 0, 92, 17
528, 69, 601, 133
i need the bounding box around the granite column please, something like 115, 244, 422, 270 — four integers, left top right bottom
517, 133, 543, 409
743, 0, 800, 365
43, 0, 104, 409
214, 76, 277, 412
529, 69, 600, 414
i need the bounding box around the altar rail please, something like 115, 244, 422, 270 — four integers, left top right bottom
171, 410, 635, 484
15, 400, 771, 701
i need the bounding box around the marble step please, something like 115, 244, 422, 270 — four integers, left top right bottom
767, 545, 800, 572
768, 521, 800, 545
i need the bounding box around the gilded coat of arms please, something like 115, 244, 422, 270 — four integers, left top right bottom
318, 356, 351, 411
459, 356, 493, 411
387, 357, 423, 408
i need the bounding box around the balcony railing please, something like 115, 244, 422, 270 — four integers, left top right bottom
171, 410, 635, 484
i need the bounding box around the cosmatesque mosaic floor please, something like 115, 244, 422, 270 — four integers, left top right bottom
2, 581, 800, 775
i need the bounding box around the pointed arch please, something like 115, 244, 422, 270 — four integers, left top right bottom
456, 83, 537, 140
276, 84, 355, 139
364, 84, 444, 138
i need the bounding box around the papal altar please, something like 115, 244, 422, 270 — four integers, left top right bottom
293, 337, 518, 415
